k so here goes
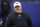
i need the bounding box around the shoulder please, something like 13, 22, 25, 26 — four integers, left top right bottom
7, 12, 14, 19
23, 11, 29, 16
23, 11, 31, 19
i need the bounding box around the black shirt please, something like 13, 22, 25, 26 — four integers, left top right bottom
5, 11, 33, 27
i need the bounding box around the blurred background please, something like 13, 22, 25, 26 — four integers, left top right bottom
0, 0, 40, 27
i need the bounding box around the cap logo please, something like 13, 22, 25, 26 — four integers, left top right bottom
16, 3, 18, 4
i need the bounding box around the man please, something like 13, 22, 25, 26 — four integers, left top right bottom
5, 1, 33, 27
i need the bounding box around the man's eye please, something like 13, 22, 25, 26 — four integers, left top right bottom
15, 7, 17, 8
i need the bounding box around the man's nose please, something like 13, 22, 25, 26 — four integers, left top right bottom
17, 7, 19, 9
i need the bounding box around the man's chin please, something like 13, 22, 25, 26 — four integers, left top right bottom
15, 10, 22, 13
16, 11, 20, 13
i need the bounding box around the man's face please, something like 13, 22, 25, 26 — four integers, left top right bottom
14, 6, 22, 12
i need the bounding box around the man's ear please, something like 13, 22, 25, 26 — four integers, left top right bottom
21, 6, 22, 9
